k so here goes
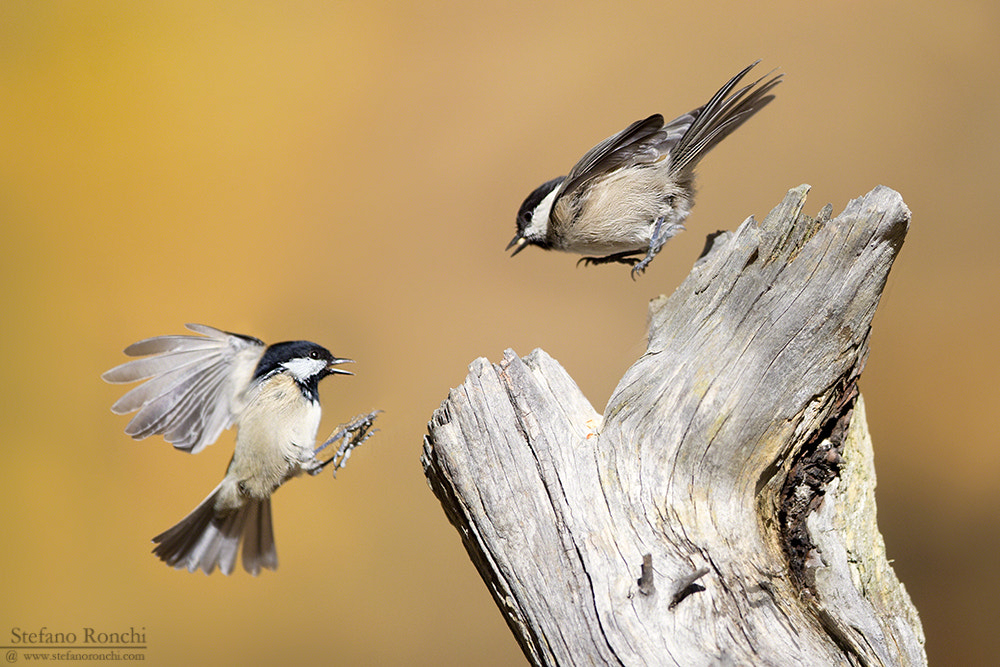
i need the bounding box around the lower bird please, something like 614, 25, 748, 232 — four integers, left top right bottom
508, 60, 782, 278
103, 323, 373, 575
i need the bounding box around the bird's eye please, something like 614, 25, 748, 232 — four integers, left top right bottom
309, 350, 320, 359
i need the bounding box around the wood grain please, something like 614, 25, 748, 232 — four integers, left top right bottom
424, 185, 925, 666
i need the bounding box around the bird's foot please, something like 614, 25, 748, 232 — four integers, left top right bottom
308, 410, 381, 476
630, 217, 685, 279
577, 251, 642, 268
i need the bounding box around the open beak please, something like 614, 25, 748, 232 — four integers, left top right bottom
506, 234, 528, 256
327, 357, 355, 376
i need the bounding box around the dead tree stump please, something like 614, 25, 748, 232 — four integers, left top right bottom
423, 185, 926, 666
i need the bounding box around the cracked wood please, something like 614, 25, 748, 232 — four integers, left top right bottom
424, 185, 925, 666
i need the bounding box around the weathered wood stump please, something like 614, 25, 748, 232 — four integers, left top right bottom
423, 185, 926, 666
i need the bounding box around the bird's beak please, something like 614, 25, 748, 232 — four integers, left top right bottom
327, 357, 355, 375
506, 234, 528, 256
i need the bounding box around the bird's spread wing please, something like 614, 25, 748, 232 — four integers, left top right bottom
103, 323, 266, 454
557, 113, 667, 203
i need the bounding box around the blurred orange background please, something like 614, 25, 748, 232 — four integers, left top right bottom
2, 1, 997, 664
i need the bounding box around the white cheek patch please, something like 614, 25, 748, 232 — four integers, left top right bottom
526, 187, 559, 239
281, 357, 328, 382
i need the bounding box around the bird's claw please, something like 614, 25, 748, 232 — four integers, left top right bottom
628, 217, 685, 279
309, 410, 381, 477
577, 253, 641, 268
630, 258, 653, 280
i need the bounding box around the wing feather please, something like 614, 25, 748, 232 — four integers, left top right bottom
553, 61, 782, 208
127, 361, 228, 444
668, 61, 782, 174
558, 113, 666, 201
103, 324, 266, 454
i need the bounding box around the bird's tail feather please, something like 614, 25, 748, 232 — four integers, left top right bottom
241, 496, 278, 575
152, 485, 277, 575
670, 61, 783, 175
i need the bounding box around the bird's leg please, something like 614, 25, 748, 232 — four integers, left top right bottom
577, 250, 643, 268
630, 216, 685, 279
306, 410, 381, 477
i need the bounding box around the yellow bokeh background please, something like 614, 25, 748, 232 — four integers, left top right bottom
2, 2, 998, 664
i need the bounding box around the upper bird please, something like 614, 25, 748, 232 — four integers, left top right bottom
508, 61, 782, 278
103, 323, 354, 575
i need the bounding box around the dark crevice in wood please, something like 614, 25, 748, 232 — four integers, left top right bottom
779, 382, 860, 595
